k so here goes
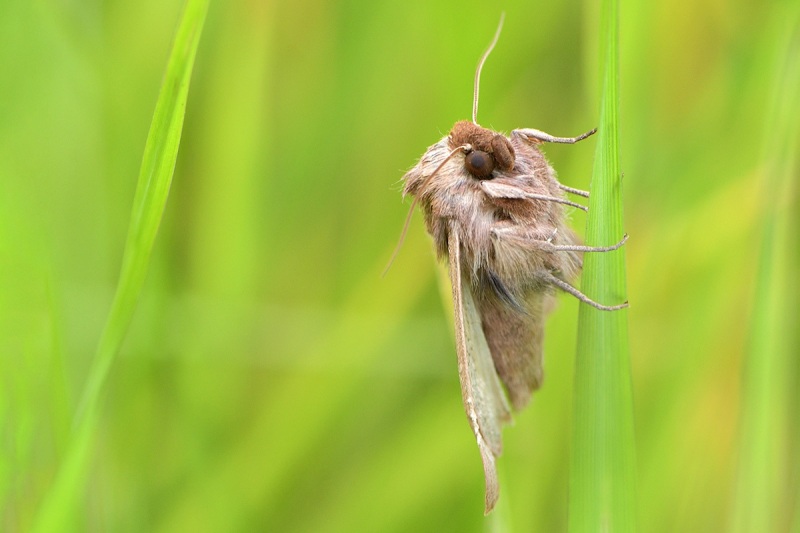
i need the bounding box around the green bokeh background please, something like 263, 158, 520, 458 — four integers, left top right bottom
2, 0, 797, 531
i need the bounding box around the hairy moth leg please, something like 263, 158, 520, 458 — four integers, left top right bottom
557, 183, 590, 197
513, 127, 597, 145
540, 272, 628, 311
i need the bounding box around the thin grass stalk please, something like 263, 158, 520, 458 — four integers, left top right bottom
33, 1, 210, 529
568, 0, 636, 529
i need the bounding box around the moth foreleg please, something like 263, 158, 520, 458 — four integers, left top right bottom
540, 271, 628, 311
512, 127, 597, 145
557, 184, 590, 198
480, 180, 588, 211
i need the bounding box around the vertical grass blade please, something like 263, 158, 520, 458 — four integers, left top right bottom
733, 7, 800, 533
33, 1, 210, 529
568, 0, 637, 530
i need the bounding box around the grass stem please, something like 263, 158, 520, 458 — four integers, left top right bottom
568, 0, 637, 529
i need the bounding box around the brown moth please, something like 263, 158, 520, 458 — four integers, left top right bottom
391, 15, 628, 513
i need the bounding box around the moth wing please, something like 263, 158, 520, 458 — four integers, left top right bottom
447, 222, 512, 514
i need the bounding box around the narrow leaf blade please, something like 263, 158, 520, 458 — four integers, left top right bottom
33, 1, 210, 529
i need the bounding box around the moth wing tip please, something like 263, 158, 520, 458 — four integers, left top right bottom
477, 435, 500, 514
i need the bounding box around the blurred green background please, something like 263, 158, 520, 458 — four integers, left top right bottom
1, 0, 797, 531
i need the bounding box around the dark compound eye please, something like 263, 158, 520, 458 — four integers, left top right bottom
465, 150, 495, 179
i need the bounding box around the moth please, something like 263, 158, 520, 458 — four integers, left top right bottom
389, 16, 628, 513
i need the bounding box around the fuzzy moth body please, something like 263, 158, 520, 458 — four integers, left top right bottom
394, 15, 627, 514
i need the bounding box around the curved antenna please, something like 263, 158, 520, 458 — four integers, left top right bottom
382, 145, 471, 277
472, 12, 505, 124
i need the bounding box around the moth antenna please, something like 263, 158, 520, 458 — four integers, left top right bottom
382, 145, 471, 277
472, 12, 505, 124
381, 196, 420, 278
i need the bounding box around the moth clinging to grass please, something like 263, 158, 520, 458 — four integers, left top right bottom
388, 14, 628, 513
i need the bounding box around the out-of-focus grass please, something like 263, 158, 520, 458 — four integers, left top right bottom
0, 0, 797, 531
569, 0, 636, 530
33, 0, 209, 530
733, 5, 800, 533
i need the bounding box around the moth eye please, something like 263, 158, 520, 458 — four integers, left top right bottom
465, 150, 495, 179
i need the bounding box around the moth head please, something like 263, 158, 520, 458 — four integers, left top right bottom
449, 121, 515, 180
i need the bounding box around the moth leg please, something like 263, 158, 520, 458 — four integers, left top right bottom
480, 180, 588, 211
540, 271, 628, 311
512, 127, 597, 145
493, 227, 628, 254
540, 234, 628, 253
557, 184, 590, 198
525, 193, 587, 212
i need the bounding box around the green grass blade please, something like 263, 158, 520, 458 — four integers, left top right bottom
33, 0, 210, 529
568, 0, 637, 530
733, 7, 800, 533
